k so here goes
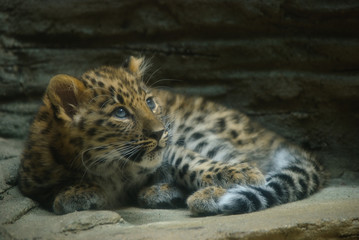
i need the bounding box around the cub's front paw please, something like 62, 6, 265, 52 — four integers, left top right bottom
138, 183, 185, 209
53, 185, 106, 214
200, 163, 265, 188
187, 186, 226, 216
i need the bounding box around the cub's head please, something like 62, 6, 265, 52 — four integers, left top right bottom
46, 56, 167, 176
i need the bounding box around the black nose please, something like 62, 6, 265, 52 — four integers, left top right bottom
149, 129, 164, 141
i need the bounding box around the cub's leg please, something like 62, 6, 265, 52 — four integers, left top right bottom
53, 183, 107, 214
137, 183, 186, 209
163, 145, 265, 215
187, 186, 226, 215
164, 145, 265, 191
187, 145, 324, 216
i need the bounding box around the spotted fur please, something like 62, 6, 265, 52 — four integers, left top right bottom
18, 56, 324, 215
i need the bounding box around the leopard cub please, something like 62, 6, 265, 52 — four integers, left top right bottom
18, 56, 324, 215
19, 57, 167, 214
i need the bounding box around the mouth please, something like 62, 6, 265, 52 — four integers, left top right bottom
123, 143, 164, 163
152, 145, 163, 152
125, 150, 146, 163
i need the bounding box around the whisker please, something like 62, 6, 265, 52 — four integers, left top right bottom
145, 67, 161, 86
148, 78, 183, 88
150, 86, 176, 91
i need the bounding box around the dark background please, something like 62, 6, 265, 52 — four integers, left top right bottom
1, 0, 358, 181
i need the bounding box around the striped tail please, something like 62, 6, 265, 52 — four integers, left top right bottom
218, 148, 324, 214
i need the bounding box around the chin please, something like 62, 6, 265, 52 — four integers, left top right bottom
138, 148, 164, 169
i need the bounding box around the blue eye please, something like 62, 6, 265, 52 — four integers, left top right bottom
146, 97, 156, 111
113, 107, 128, 119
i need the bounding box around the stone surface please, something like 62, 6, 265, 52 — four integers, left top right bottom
0, 187, 37, 225
0, 101, 39, 138
1, 0, 359, 98
0, 138, 23, 193
1, 184, 358, 240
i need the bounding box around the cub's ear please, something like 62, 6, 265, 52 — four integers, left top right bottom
46, 74, 86, 121
126, 56, 146, 76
